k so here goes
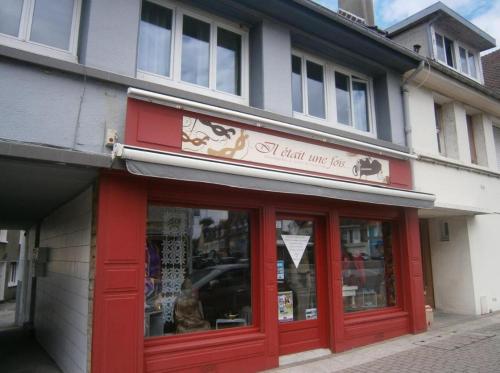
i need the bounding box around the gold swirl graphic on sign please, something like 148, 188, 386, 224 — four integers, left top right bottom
182, 131, 209, 146
207, 130, 248, 159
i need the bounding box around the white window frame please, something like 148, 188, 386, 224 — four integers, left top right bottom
291, 49, 377, 138
137, 0, 249, 105
8, 262, 17, 287
456, 43, 480, 81
291, 51, 330, 125
0, 0, 81, 62
431, 26, 481, 83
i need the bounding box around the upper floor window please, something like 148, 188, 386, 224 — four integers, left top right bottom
493, 125, 500, 171
291, 51, 375, 135
137, 0, 248, 104
434, 103, 446, 155
466, 114, 478, 164
0, 0, 81, 61
458, 46, 478, 79
434, 31, 480, 81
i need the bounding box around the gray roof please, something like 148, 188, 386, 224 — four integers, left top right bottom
386, 1, 496, 51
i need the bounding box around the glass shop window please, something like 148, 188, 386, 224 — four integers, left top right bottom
340, 218, 396, 313
145, 206, 251, 338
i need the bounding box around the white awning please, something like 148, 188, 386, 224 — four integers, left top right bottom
114, 144, 435, 209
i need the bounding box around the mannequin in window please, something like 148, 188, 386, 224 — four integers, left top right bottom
175, 278, 211, 334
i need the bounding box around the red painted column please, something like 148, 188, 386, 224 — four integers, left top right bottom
262, 206, 279, 368
92, 173, 147, 373
402, 208, 427, 333
328, 211, 346, 352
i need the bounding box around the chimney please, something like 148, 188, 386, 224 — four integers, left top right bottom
338, 0, 375, 26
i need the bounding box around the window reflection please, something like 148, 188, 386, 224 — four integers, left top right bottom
30, 0, 74, 50
0, 0, 23, 37
352, 80, 369, 132
306, 61, 325, 119
292, 55, 303, 113
145, 207, 251, 337
138, 2, 172, 76
182, 15, 210, 87
340, 219, 396, 312
216, 28, 241, 95
335, 72, 351, 126
276, 219, 317, 322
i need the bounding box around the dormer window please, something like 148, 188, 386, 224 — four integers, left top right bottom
458, 47, 478, 79
435, 33, 455, 68
434, 31, 480, 81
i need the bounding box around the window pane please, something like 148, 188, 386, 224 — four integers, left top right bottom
137, 1, 172, 76
459, 47, 469, 75
352, 80, 369, 132
466, 115, 477, 164
276, 219, 317, 322
291, 55, 303, 113
181, 15, 210, 87
341, 219, 396, 312
217, 28, 241, 95
335, 72, 351, 125
435, 33, 446, 62
30, 0, 74, 50
468, 52, 477, 78
145, 206, 251, 337
434, 103, 445, 155
444, 37, 455, 67
0, 0, 23, 37
306, 61, 325, 118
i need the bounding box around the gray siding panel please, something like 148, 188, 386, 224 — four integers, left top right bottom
81, 0, 141, 76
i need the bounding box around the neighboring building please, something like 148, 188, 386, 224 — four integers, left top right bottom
0, 230, 21, 302
387, 2, 500, 315
0, 1, 441, 372
482, 49, 500, 96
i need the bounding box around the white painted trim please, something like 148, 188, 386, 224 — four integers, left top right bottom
0, 0, 81, 62
291, 49, 377, 138
137, 0, 249, 106
127, 87, 418, 160
114, 143, 434, 202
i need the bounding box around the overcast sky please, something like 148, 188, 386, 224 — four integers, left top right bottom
314, 0, 499, 53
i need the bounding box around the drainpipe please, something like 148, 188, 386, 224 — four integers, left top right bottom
401, 60, 429, 187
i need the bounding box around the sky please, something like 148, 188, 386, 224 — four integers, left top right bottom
314, 0, 500, 53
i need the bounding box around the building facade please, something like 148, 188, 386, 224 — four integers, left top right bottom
387, 2, 500, 315
0, 0, 453, 372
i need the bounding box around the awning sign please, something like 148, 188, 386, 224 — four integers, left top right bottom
281, 234, 310, 268
182, 116, 390, 184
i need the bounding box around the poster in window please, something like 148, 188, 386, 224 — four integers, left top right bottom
278, 291, 294, 321
305, 308, 317, 320
277, 260, 284, 282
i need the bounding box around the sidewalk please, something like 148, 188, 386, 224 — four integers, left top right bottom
268, 312, 500, 372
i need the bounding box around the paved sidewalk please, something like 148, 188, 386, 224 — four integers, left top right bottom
269, 312, 500, 373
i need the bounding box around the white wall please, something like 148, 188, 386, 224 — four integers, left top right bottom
428, 217, 476, 314
35, 187, 93, 373
467, 214, 500, 314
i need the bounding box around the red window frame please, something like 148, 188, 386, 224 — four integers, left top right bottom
143, 196, 263, 349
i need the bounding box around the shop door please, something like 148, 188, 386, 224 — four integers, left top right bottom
275, 215, 328, 355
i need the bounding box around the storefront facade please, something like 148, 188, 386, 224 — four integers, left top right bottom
91, 95, 432, 373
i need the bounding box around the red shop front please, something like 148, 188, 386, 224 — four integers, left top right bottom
91, 93, 433, 373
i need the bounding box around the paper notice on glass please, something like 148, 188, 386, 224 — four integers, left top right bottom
281, 235, 310, 268
278, 291, 294, 321
305, 308, 317, 320
277, 260, 284, 281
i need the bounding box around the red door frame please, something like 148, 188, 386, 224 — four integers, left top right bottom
92, 172, 426, 372
275, 213, 329, 355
